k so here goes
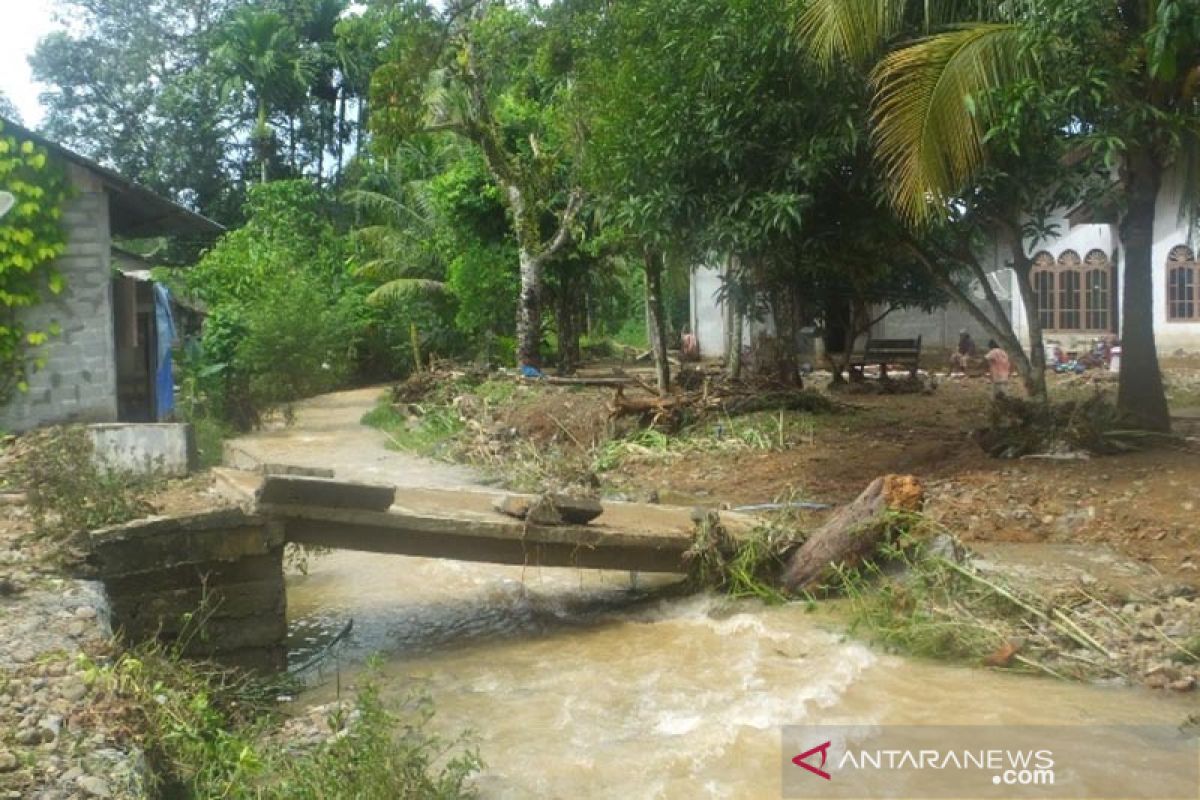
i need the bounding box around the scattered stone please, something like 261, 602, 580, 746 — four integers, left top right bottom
0, 751, 17, 772
493, 493, 602, 525
1170, 676, 1197, 693
73, 606, 97, 620
494, 495, 532, 520
76, 775, 112, 798
15, 727, 41, 746
38, 714, 63, 739
525, 497, 563, 526
60, 679, 88, 702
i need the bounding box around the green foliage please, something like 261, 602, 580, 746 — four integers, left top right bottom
836, 548, 1004, 662
0, 121, 69, 405
82, 645, 480, 799
362, 394, 466, 456
183, 181, 363, 427
12, 426, 153, 539
684, 513, 792, 604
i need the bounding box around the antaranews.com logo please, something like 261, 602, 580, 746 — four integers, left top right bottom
781, 725, 1198, 799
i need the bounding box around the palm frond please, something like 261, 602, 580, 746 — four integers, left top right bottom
871, 23, 1027, 225
367, 278, 447, 306
798, 0, 907, 67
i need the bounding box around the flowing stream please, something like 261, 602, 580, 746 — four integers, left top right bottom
286, 550, 1199, 799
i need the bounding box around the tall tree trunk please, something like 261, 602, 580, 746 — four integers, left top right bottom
1117, 148, 1171, 431
555, 271, 581, 375
336, 90, 347, 179
1004, 234, 1048, 400
357, 96, 368, 155
516, 247, 544, 369
645, 250, 671, 392
257, 99, 269, 184
725, 256, 743, 380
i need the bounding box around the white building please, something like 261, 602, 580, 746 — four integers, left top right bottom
690, 167, 1200, 360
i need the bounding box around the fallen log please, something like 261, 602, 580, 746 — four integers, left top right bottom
606, 386, 698, 423
540, 376, 635, 387
781, 474, 924, 592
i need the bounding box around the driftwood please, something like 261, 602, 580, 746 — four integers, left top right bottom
540, 376, 635, 388
781, 474, 924, 592
607, 386, 697, 418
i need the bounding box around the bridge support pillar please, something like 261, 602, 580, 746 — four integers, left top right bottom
88, 509, 287, 672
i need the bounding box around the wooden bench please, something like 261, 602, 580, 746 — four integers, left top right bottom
848, 336, 922, 380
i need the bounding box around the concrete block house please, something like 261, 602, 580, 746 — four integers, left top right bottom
0, 117, 222, 433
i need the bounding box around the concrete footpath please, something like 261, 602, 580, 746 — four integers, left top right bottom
223, 386, 479, 489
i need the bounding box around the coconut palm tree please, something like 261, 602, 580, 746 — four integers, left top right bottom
343, 140, 449, 305
800, 0, 1200, 430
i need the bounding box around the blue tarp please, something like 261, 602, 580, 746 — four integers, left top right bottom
153, 283, 177, 420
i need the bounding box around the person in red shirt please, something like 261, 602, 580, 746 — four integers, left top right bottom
984, 339, 1011, 397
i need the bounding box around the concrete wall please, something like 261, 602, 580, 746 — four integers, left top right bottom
1151, 168, 1200, 353
690, 264, 727, 358
1, 163, 118, 431
89, 423, 195, 477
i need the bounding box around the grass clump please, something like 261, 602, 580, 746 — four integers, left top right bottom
362, 395, 467, 456
834, 539, 1012, 662
592, 411, 821, 474
81, 643, 480, 799
12, 425, 154, 539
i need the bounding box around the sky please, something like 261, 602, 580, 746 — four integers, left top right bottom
0, 0, 58, 126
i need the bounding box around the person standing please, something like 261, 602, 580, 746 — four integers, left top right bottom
984, 339, 1011, 397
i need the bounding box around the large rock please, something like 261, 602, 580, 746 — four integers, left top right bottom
493, 494, 604, 526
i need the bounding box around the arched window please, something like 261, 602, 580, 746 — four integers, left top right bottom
1032, 251, 1056, 330
1167, 245, 1198, 321
1057, 250, 1082, 330
1084, 249, 1112, 331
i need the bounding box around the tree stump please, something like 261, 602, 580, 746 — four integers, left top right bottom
781, 474, 924, 592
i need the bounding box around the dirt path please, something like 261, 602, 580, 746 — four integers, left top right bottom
224, 386, 480, 489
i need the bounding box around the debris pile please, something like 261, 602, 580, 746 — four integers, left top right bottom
973, 393, 1161, 458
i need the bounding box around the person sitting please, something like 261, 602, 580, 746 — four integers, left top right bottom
949, 330, 977, 374
984, 339, 1012, 397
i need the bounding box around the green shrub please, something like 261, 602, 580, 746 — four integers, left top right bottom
83, 644, 480, 799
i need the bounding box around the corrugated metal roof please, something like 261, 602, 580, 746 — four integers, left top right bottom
0, 116, 225, 239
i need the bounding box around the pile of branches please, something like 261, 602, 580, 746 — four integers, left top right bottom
607, 383, 836, 430
973, 393, 1161, 458
390, 365, 488, 404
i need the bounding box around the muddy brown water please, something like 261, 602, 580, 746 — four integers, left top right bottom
287, 550, 1200, 799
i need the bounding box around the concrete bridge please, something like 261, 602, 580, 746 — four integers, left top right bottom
87, 472, 756, 672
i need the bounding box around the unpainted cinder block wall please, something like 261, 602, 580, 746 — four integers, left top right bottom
0, 162, 118, 432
